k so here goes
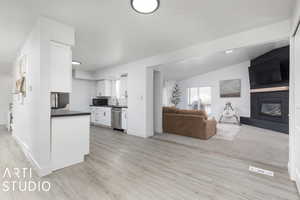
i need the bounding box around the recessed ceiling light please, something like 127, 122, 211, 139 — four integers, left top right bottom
72, 61, 81, 66
131, 0, 160, 14
225, 49, 234, 54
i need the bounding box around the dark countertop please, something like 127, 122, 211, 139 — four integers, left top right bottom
90, 105, 128, 109
51, 110, 91, 118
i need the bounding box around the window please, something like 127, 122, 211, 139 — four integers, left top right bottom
187, 87, 212, 115
187, 88, 199, 105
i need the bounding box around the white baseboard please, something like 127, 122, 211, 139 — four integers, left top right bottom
288, 162, 296, 181
127, 128, 148, 138
146, 129, 154, 138
296, 168, 300, 195
12, 135, 52, 177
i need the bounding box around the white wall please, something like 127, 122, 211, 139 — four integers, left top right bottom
127, 66, 148, 137
290, 0, 300, 191
0, 72, 12, 125
73, 70, 96, 80
154, 71, 163, 133
145, 68, 154, 137
13, 23, 41, 175
70, 78, 96, 111
12, 18, 75, 176
177, 61, 251, 119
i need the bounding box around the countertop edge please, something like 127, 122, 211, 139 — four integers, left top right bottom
90, 105, 128, 108
51, 111, 91, 118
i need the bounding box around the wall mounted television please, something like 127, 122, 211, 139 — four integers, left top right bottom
249, 59, 289, 89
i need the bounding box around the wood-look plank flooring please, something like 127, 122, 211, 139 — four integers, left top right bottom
154, 125, 289, 169
0, 125, 299, 200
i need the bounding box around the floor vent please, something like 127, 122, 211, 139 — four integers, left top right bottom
249, 166, 274, 177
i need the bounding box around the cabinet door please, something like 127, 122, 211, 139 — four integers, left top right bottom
104, 80, 112, 96
50, 42, 72, 93
96, 81, 104, 97
95, 107, 110, 126
51, 116, 90, 171
103, 107, 111, 126
96, 80, 112, 97
90, 107, 96, 123
122, 109, 127, 130
94, 108, 103, 123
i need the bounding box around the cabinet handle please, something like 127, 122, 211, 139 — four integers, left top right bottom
104, 112, 106, 116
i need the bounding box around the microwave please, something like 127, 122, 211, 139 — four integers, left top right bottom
51, 93, 69, 109
92, 98, 108, 106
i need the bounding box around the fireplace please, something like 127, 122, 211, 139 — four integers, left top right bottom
251, 90, 288, 123
240, 46, 289, 134
241, 90, 289, 133
260, 103, 282, 117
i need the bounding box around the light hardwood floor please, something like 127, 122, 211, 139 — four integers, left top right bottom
154, 125, 289, 168
0, 125, 299, 200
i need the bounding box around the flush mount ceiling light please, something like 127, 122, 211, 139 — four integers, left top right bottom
225, 49, 234, 54
131, 0, 160, 14
72, 61, 81, 66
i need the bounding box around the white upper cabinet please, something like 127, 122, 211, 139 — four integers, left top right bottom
96, 80, 112, 97
50, 41, 72, 93
96, 81, 104, 97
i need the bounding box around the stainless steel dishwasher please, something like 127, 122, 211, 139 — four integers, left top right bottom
111, 107, 122, 130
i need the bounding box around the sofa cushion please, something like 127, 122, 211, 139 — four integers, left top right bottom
163, 107, 178, 113
176, 109, 208, 119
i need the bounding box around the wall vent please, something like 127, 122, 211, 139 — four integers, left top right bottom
249, 166, 274, 177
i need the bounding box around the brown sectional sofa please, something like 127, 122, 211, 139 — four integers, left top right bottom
163, 107, 217, 140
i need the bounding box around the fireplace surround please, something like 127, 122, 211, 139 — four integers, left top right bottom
240, 46, 289, 134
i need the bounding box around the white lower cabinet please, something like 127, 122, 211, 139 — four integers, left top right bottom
51, 115, 90, 171
122, 108, 128, 130
90, 106, 111, 127
90, 107, 96, 123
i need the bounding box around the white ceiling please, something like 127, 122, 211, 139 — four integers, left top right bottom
160, 40, 290, 80
0, 0, 295, 73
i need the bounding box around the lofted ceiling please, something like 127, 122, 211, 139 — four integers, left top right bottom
160, 40, 290, 80
0, 0, 295, 73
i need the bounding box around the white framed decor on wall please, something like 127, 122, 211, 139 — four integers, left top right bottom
220, 79, 241, 98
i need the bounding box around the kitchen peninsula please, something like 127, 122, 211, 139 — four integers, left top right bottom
51, 110, 90, 171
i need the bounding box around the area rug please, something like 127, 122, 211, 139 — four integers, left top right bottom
214, 123, 241, 141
